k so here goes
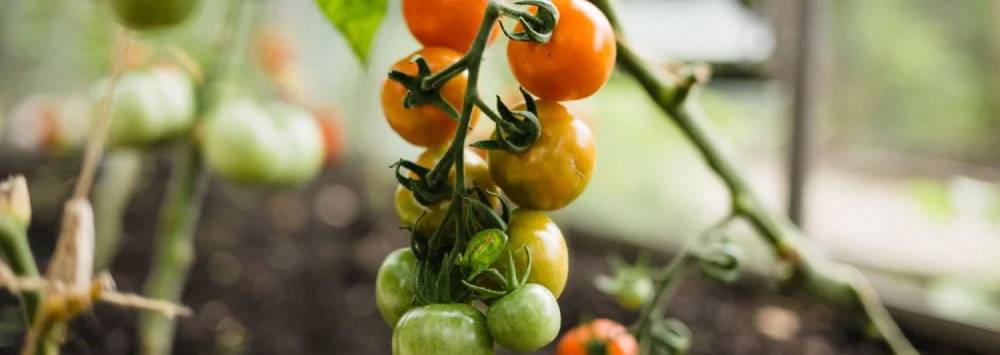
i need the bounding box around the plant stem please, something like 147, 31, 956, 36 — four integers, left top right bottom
93, 150, 145, 272
138, 144, 208, 355
0, 217, 40, 323
586, 0, 916, 354
138, 1, 256, 353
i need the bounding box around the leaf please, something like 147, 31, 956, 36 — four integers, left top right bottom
315, 0, 387, 63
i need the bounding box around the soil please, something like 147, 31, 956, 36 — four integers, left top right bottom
0, 155, 979, 355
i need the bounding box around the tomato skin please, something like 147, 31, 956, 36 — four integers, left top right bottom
392, 304, 494, 355
495, 209, 568, 298
394, 147, 496, 235
376, 248, 418, 327
105, 67, 196, 147
487, 284, 561, 352
402, 0, 499, 52
488, 100, 596, 211
507, 0, 616, 101
110, 0, 197, 30
382, 48, 479, 147
200, 99, 325, 186
557, 319, 638, 355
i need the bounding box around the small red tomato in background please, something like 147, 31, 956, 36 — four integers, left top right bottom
311, 106, 346, 166
557, 318, 638, 355
507, 0, 617, 101
402, 0, 500, 52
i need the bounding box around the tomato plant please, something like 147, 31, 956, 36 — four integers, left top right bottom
507, 0, 616, 101
392, 304, 493, 355
557, 318, 638, 355
200, 98, 325, 186
376, 1, 597, 354
486, 283, 561, 352
110, 0, 198, 30
402, 0, 499, 52
382, 47, 479, 147
488, 100, 596, 211
376, 248, 418, 326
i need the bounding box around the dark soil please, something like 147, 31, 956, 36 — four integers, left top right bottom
0, 154, 979, 355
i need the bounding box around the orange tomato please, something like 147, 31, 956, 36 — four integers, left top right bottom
488, 100, 596, 210
402, 0, 500, 52
557, 319, 638, 355
381, 47, 479, 147
507, 0, 617, 101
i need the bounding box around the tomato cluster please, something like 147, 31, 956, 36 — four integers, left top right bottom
377, 0, 615, 354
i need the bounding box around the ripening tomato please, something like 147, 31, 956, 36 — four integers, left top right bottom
312, 107, 346, 165
557, 319, 638, 355
494, 209, 568, 298
402, 0, 499, 52
104, 66, 196, 147
200, 98, 325, 186
376, 248, 418, 327
382, 47, 479, 147
110, 0, 198, 30
507, 0, 616, 101
487, 284, 561, 352
392, 304, 494, 355
488, 100, 595, 211
394, 147, 497, 236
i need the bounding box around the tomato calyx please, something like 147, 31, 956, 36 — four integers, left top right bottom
691, 230, 742, 284
461, 244, 533, 300
647, 318, 692, 355
471, 87, 542, 154
387, 55, 461, 120
497, 0, 560, 44
392, 159, 452, 206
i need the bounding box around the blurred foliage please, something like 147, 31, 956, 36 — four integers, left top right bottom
829, 0, 1000, 164
314, 0, 387, 62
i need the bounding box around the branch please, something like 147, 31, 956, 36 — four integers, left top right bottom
586, 0, 916, 354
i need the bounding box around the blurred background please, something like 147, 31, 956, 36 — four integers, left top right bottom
1, 0, 999, 354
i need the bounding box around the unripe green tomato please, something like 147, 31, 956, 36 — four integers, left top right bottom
103, 67, 196, 146
392, 304, 493, 355
376, 248, 417, 327
200, 98, 325, 186
487, 284, 561, 352
110, 0, 197, 30
617, 275, 654, 310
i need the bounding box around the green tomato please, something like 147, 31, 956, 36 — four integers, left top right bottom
486, 284, 561, 352
110, 0, 197, 30
617, 274, 653, 310
392, 304, 494, 355
376, 248, 417, 327
200, 98, 325, 186
105, 67, 195, 146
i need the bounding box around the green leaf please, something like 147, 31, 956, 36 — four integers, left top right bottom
314, 0, 387, 63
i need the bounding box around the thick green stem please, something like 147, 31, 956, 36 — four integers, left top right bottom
138, 144, 208, 355
587, 0, 916, 354
0, 217, 40, 324
93, 150, 145, 272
